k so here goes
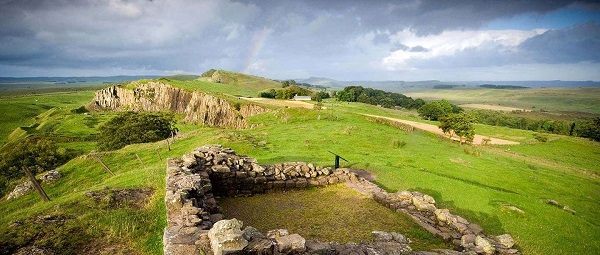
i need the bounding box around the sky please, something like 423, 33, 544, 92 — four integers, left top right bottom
0, 0, 599, 81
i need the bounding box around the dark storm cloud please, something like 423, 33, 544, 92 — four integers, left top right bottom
519, 22, 600, 63
0, 0, 598, 79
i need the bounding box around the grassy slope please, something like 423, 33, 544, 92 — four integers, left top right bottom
0, 91, 96, 145
406, 87, 600, 114
1, 77, 599, 255
161, 70, 281, 97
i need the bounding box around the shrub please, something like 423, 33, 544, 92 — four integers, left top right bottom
97, 111, 177, 151
0, 137, 74, 197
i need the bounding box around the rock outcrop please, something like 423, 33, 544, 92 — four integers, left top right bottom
91, 81, 268, 129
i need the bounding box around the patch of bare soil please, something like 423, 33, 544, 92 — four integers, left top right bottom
344, 168, 376, 181
363, 114, 519, 145
85, 187, 154, 210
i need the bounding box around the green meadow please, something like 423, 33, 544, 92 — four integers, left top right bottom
0, 76, 598, 254
406, 87, 600, 114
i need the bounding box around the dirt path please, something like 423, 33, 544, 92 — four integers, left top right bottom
362, 114, 519, 145
241, 97, 319, 109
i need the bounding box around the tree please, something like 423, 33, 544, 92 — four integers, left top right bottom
281, 80, 296, 88
311, 91, 330, 102
97, 111, 177, 151
418, 99, 462, 121
439, 112, 475, 145
577, 117, 600, 142
258, 89, 277, 98
0, 137, 74, 197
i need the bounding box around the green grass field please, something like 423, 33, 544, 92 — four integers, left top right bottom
0, 77, 599, 255
406, 87, 600, 114
219, 185, 451, 251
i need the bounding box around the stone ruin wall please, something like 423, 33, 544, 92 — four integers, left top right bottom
164, 145, 520, 255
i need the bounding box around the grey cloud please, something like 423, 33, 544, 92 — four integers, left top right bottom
0, 0, 599, 79
390, 44, 428, 52
519, 22, 600, 63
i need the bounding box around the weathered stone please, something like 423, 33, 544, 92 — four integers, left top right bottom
372, 231, 393, 242
275, 234, 306, 253
285, 180, 296, 188
42, 170, 62, 183
563, 206, 576, 214
434, 209, 452, 223
212, 165, 231, 173
305, 240, 333, 255
266, 229, 289, 239
245, 239, 274, 255
395, 190, 413, 201
210, 213, 224, 223
495, 234, 515, 249
467, 223, 483, 235
391, 232, 410, 244
461, 234, 476, 248
296, 178, 308, 188
7, 181, 34, 200
243, 226, 265, 241
422, 194, 436, 204
547, 199, 561, 206
252, 163, 265, 173
208, 219, 248, 255
412, 196, 436, 212
273, 181, 286, 189
164, 243, 198, 255
475, 236, 495, 255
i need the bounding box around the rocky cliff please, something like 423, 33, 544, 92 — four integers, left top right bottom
91, 81, 268, 129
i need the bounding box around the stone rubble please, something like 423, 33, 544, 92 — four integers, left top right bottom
6, 170, 62, 200
164, 145, 521, 255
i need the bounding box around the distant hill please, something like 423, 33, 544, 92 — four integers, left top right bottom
295, 77, 458, 92
0, 75, 159, 91
295, 77, 600, 92
156, 69, 282, 97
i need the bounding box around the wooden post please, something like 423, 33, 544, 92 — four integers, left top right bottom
135, 153, 145, 170
156, 149, 162, 161
23, 165, 50, 202
166, 139, 171, 151
93, 154, 115, 176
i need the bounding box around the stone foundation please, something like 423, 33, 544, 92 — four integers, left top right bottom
164, 145, 520, 255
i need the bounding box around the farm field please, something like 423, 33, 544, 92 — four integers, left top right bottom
0, 78, 598, 255
405, 87, 600, 114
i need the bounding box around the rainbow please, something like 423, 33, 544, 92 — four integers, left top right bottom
243, 28, 272, 74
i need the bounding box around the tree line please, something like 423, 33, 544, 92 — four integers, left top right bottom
468, 109, 600, 141
335, 86, 425, 109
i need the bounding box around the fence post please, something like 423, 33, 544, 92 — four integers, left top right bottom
93, 154, 115, 176
135, 153, 146, 170
156, 148, 162, 161
23, 165, 50, 202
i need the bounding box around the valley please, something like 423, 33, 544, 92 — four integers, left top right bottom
0, 71, 598, 255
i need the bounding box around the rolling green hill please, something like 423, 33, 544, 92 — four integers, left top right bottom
159, 69, 282, 97
1, 72, 599, 255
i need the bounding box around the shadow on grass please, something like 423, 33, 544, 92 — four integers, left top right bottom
417, 168, 519, 195
417, 187, 507, 235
